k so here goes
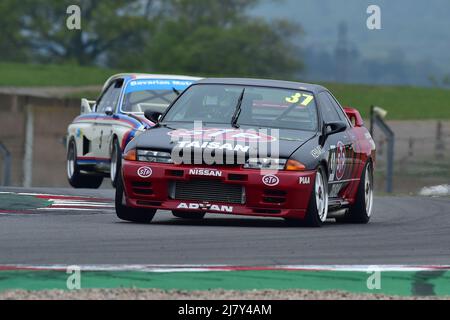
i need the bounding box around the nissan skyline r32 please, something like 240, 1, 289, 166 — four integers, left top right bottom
116, 78, 376, 227
66, 73, 201, 188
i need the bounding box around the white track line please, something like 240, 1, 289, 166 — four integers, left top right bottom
2, 264, 450, 272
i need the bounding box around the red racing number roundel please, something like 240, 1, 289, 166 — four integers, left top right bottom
335, 141, 346, 181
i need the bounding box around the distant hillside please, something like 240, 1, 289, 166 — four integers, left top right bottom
253, 0, 450, 86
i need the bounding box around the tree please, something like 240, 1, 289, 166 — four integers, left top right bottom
127, 0, 304, 78
2, 0, 153, 65
0, 1, 29, 61
0, 0, 304, 79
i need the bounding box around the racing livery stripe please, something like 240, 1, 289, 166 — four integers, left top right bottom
77, 156, 110, 164
121, 130, 136, 150
347, 136, 360, 198
73, 114, 144, 129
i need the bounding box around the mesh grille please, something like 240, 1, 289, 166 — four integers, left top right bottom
173, 179, 244, 204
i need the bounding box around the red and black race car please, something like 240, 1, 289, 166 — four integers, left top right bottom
116, 78, 376, 227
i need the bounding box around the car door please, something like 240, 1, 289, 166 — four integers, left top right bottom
94, 79, 124, 160
317, 91, 355, 198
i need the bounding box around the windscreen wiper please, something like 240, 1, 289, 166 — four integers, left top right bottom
231, 88, 245, 128
172, 87, 181, 96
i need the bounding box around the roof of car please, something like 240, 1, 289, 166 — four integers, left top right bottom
196, 78, 327, 93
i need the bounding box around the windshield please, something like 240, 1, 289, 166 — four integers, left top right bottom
162, 84, 318, 131
121, 79, 194, 113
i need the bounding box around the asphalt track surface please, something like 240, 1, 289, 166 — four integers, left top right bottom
0, 187, 449, 265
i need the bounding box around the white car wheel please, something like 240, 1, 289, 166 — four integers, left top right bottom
67, 142, 76, 180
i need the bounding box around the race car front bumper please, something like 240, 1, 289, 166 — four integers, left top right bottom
121, 161, 317, 219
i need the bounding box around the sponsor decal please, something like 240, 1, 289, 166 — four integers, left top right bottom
299, 176, 311, 185
310, 146, 323, 159
177, 141, 250, 152
336, 141, 346, 181
168, 128, 276, 142
126, 79, 193, 93
137, 166, 152, 178
177, 202, 233, 213
262, 175, 279, 186
189, 168, 223, 177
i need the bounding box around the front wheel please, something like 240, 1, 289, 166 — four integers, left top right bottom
286, 166, 329, 227
115, 174, 156, 223
67, 139, 103, 189
172, 211, 205, 220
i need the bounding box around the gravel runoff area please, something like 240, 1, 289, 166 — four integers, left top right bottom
1, 289, 449, 300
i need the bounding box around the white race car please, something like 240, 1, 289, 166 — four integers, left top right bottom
66, 73, 201, 188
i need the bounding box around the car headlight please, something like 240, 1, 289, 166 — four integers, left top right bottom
244, 158, 287, 170
244, 158, 306, 171
137, 150, 173, 163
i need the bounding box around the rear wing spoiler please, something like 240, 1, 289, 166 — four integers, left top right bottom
81, 98, 96, 114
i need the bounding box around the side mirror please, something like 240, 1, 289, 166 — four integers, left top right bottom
105, 106, 114, 116
344, 107, 364, 127
81, 98, 95, 114
320, 121, 347, 145
326, 121, 347, 135
144, 110, 162, 123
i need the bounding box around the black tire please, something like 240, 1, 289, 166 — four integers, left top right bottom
172, 211, 205, 220
336, 161, 373, 224
285, 166, 328, 228
110, 138, 122, 188
67, 139, 103, 189
115, 174, 156, 223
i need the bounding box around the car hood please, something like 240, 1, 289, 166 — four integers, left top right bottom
128, 123, 317, 160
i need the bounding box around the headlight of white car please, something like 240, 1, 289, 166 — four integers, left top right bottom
137, 150, 173, 163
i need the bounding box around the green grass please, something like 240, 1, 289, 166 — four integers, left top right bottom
1, 62, 450, 119
0, 62, 120, 87
325, 82, 450, 120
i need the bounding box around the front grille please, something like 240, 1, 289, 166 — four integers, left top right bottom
172, 179, 244, 204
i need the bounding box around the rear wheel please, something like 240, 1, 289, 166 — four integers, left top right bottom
110, 138, 121, 188
67, 139, 103, 189
286, 166, 328, 227
172, 211, 205, 220
337, 161, 373, 224
115, 173, 156, 223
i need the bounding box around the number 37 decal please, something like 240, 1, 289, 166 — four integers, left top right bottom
285, 93, 314, 106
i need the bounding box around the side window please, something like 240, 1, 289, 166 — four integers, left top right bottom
96, 79, 123, 113
326, 92, 352, 126
318, 92, 341, 123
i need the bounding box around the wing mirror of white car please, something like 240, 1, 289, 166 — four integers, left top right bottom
144, 110, 162, 123
105, 106, 114, 116
81, 98, 95, 114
